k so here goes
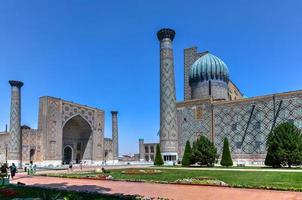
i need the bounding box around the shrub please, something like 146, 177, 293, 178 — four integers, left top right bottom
154, 144, 164, 166
265, 122, 302, 168
191, 135, 218, 166
220, 137, 233, 167
182, 140, 192, 166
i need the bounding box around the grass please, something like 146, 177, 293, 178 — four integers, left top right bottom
152, 165, 302, 170
45, 168, 302, 191
0, 185, 137, 200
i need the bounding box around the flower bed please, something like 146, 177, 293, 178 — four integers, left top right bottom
174, 177, 228, 186
0, 188, 17, 197
85, 174, 113, 180
0, 185, 138, 199
121, 169, 162, 175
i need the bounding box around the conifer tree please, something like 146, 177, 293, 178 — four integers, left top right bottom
220, 137, 233, 167
182, 140, 192, 166
191, 135, 218, 166
265, 122, 302, 168
154, 144, 164, 166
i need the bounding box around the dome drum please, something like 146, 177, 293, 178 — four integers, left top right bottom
191, 80, 228, 100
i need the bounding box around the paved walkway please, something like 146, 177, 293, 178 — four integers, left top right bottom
11, 175, 302, 200
33, 165, 149, 175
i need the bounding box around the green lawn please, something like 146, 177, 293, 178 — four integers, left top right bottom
152, 165, 302, 170
45, 168, 302, 191
0, 185, 137, 200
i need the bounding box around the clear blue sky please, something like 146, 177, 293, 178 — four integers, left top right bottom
0, 0, 302, 155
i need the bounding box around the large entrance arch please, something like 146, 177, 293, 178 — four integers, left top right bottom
62, 115, 93, 164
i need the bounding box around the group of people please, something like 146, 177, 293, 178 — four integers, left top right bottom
0, 161, 37, 180
27, 161, 37, 175
0, 163, 17, 179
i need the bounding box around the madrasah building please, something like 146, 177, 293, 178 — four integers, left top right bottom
139, 28, 302, 165
0, 81, 119, 167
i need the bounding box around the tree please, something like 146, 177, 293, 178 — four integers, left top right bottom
220, 137, 233, 167
265, 122, 302, 168
265, 131, 281, 168
182, 140, 192, 166
154, 144, 164, 166
191, 135, 218, 167
265, 144, 280, 168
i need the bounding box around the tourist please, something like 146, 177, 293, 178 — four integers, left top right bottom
101, 167, 110, 173
80, 161, 83, 170
68, 162, 73, 172
29, 161, 33, 175
33, 164, 37, 174
9, 163, 17, 179
0, 163, 8, 175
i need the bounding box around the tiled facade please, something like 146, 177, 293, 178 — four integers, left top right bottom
158, 29, 178, 156
0, 81, 119, 167
104, 138, 114, 161
111, 111, 119, 160
184, 47, 208, 101
8, 81, 23, 164
176, 91, 302, 164
139, 29, 302, 165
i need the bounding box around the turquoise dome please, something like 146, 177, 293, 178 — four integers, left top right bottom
189, 52, 229, 85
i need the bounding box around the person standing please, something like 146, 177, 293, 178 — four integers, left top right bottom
68, 162, 73, 172
10, 163, 17, 179
28, 161, 33, 175
1, 163, 8, 177
33, 164, 37, 174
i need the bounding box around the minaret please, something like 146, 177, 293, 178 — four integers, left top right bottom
8, 80, 24, 166
139, 138, 144, 161
157, 28, 178, 162
111, 111, 119, 161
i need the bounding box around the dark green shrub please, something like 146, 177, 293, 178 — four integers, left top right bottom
191, 135, 218, 167
182, 140, 192, 166
265, 122, 302, 168
220, 137, 233, 167
154, 144, 164, 166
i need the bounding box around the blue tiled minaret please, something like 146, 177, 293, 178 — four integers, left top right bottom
111, 111, 119, 160
157, 28, 178, 162
8, 80, 23, 166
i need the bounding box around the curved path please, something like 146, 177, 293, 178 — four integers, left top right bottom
12, 175, 302, 200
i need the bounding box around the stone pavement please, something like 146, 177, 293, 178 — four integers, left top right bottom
32, 165, 149, 175
11, 175, 302, 200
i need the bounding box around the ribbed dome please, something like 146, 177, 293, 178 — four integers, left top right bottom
189, 52, 229, 85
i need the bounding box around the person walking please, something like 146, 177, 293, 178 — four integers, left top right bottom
9, 163, 17, 179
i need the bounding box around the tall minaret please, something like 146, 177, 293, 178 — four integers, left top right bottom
139, 138, 144, 161
8, 80, 24, 166
157, 28, 178, 161
111, 111, 119, 161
